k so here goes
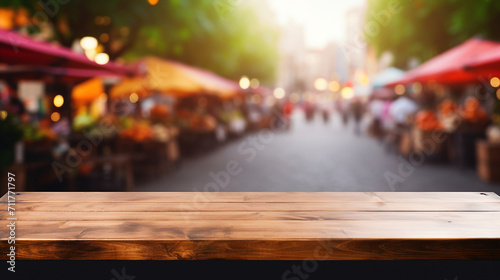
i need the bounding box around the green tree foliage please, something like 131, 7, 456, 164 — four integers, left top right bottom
365, 0, 500, 69
1, 0, 279, 83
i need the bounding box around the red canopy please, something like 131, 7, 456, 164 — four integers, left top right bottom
0, 65, 122, 83
389, 38, 500, 86
464, 45, 500, 77
0, 29, 134, 76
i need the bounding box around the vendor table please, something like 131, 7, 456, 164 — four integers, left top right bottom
1, 192, 500, 260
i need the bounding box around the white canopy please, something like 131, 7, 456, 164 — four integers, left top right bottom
371, 67, 405, 88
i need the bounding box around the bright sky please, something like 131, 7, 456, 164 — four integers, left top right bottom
267, 0, 366, 48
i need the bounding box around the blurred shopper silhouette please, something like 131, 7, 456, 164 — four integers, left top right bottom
386, 96, 418, 153
336, 99, 349, 126
350, 97, 363, 134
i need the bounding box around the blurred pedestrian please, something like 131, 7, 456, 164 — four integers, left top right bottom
336, 99, 349, 126
350, 97, 363, 134
282, 99, 293, 130
304, 101, 315, 122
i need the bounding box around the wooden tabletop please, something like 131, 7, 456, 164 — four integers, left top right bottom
1, 192, 500, 260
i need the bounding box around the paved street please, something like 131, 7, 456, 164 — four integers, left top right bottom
140, 111, 500, 192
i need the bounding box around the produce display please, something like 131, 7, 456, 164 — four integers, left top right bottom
119, 119, 154, 142
438, 100, 459, 117
462, 97, 488, 124
438, 100, 461, 132
22, 120, 57, 143
415, 110, 442, 131
176, 109, 217, 132
73, 113, 94, 131
150, 104, 170, 122
417, 97, 490, 132
190, 115, 217, 131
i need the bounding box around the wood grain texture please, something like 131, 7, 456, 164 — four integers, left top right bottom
1, 192, 499, 260
8, 201, 500, 212
2, 239, 499, 260
2, 210, 500, 221
5, 191, 500, 203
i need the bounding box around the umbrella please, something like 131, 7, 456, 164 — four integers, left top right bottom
464, 45, 500, 78
110, 56, 242, 100
0, 29, 134, 76
110, 57, 205, 99
371, 67, 405, 88
187, 67, 242, 99
388, 38, 500, 86
0, 65, 122, 83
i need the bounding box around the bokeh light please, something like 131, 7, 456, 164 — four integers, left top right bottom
0, 110, 7, 120
53, 95, 64, 107
412, 82, 422, 94
50, 112, 61, 122
314, 78, 328, 91
359, 73, 369, 85
100, 33, 109, 43
239, 76, 250, 90
341, 87, 354, 99
95, 53, 110, 65
84, 49, 97, 60
129, 92, 139, 103
80, 36, 98, 50
490, 77, 500, 88
250, 78, 260, 89
273, 88, 286, 99
329, 81, 340, 92
395, 84, 406, 95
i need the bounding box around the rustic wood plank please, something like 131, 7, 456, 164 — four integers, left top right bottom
1, 219, 499, 240
374, 192, 500, 202
3, 192, 499, 203
2, 210, 500, 221
1, 192, 386, 203
1, 192, 499, 260
3, 239, 499, 260
8, 201, 500, 212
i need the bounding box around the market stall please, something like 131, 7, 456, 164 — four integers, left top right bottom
367, 68, 405, 140
381, 38, 499, 167
0, 31, 134, 191
463, 44, 500, 181
109, 56, 245, 160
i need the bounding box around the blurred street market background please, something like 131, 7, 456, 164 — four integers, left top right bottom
1, 0, 500, 193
